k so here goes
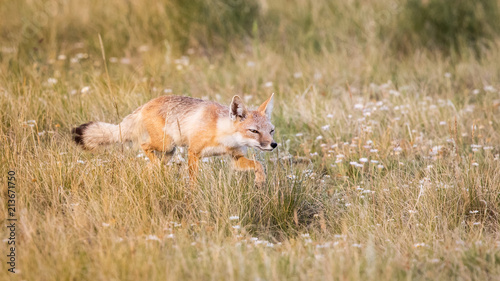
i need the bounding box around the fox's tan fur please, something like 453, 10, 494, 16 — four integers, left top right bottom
72, 94, 277, 185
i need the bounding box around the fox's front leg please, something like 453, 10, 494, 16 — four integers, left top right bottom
231, 154, 266, 185
188, 149, 200, 187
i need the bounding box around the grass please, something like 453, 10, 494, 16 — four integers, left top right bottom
1, 0, 500, 280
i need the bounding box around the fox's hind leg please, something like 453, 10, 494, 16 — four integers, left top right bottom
141, 143, 158, 162
141, 137, 175, 163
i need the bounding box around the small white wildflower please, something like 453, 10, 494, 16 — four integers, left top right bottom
439, 121, 446, 126
473, 222, 481, 226
102, 222, 110, 227
232, 225, 241, 230
469, 210, 479, 214
295, 133, 303, 137
444, 72, 451, 78
472, 89, 480, 95
327, 114, 334, 118
370, 149, 378, 153
76, 53, 88, 59
146, 235, 161, 241
377, 164, 384, 169
138, 45, 149, 52
301, 233, 310, 238
47, 78, 58, 85
370, 160, 379, 163
293, 72, 303, 79
484, 85, 496, 92
166, 234, 175, 239
316, 135, 323, 141
77, 160, 85, 164
359, 158, 368, 163
389, 89, 400, 96
229, 215, 240, 221
321, 125, 330, 131
264, 81, 273, 88
414, 243, 426, 248
244, 95, 253, 103
472, 162, 479, 167
352, 243, 362, 248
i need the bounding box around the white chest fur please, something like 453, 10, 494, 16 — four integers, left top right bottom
201, 145, 229, 157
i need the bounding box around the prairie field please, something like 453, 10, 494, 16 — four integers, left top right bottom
1, 0, 500, 280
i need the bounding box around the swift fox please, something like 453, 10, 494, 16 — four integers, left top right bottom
72, 94, 277, 185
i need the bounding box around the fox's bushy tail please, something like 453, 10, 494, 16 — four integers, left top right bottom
72, 111, 144, 150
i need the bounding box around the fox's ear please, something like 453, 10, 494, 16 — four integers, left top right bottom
230, 95, 248, 121
258, 93, 274, 119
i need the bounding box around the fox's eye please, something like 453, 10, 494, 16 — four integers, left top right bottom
249, 129, 259, 134
270, 129, 275, 134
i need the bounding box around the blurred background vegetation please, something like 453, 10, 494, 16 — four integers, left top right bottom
2, 1, 500, 279
2, 0, 500, 64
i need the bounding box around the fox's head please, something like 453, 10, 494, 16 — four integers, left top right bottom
230, 93, 277, 151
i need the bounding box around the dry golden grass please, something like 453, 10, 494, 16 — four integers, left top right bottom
1, 0, 500, 280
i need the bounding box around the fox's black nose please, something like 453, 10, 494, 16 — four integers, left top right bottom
271, 142, 278, 149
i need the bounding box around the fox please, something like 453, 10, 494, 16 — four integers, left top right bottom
72, 93, 277, 185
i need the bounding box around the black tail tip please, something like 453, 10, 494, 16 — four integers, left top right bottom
72, 122, 93, 147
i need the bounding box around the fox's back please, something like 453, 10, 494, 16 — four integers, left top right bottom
141, 95, 227, 146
